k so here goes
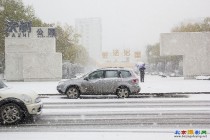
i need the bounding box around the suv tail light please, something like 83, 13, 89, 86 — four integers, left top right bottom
131, 79, 139, 84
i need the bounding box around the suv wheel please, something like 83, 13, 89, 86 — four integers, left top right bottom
116, 87, 130, 98
0, 103, 23, 125
66, 87, 80, 99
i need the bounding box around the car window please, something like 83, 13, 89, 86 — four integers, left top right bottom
105, 70, 119, 78
120, 70, 132, 78
88, 70, 104, 80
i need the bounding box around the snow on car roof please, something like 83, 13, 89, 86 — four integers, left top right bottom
97, 67, 133, 71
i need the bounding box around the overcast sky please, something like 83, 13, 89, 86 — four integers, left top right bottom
22, 0, 210, 51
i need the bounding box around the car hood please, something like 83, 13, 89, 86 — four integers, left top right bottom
0, 87, 39, 99
60, 77, 84, 83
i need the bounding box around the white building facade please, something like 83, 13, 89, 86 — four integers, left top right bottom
75, 18, 102, 62
160, 32, 210, 79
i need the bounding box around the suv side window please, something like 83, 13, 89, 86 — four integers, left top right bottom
89, 70, 104, 80
105, 70, 119, 78
120, 70, 132, 78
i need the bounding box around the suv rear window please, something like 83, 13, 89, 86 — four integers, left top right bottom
105, 70, 119, 78
120, 70, 132, 78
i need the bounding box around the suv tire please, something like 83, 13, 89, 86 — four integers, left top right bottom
116, 86, 130, 98
66, 87, 80, 99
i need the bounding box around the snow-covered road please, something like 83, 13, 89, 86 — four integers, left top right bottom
1, 94, 210, 132
1, 76, 210, 140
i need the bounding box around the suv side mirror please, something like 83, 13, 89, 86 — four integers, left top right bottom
84, 77, 89, 81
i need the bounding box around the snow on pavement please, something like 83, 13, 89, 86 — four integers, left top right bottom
0, 131, 201, 140
4, 75, 210, 94
140, 75, 210, 93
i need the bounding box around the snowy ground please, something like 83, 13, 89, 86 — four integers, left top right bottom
0, 131, 184, 140
140, 75, 210, 93
0, 131, 193, 140
4, 75, 210, 94
1, 75, 210, 140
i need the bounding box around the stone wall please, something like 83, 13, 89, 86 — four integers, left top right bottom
160, 32, 210, 79
5, 27, 62, 81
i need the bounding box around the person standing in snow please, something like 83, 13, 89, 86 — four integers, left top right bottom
139, 63, 146, 82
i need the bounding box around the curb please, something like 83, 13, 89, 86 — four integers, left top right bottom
39, 92, 210, 96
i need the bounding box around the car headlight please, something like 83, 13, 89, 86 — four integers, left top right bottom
21, 94, 32, 104
35, 97, 41, 103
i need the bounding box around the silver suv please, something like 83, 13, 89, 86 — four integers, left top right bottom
57, 67, 141, 98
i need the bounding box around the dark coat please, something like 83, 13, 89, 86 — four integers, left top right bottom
139, 67, 145, 75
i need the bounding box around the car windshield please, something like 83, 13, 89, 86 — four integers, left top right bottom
80, 71, 92, 79
0, 80, 7, 89
79, 70, 105, 79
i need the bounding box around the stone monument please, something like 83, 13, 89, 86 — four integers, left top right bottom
5, 20, 62, 81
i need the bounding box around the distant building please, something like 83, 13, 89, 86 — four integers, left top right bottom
102, 49, 141, 68
75, 18, 102, 62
